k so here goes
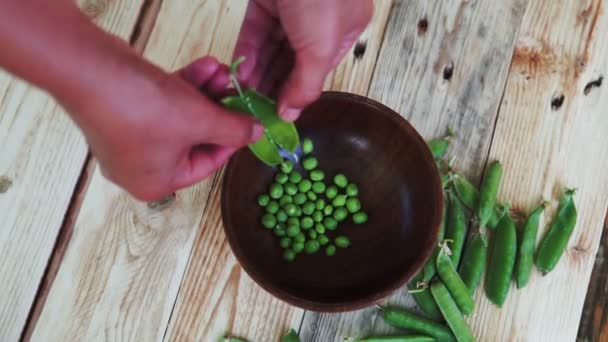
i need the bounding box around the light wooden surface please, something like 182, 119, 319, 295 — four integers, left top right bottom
2, 0, 608, 341
0, 0, 145, 341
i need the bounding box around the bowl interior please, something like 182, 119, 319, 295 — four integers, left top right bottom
221, 92, 443, 311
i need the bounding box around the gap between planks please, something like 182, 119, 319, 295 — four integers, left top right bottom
18, 1, 164, 340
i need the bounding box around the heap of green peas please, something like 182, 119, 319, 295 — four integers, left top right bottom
257, 137, 368, 262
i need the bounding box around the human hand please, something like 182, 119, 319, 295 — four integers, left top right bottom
63, 56, 262, 201
233, 0, 373, 121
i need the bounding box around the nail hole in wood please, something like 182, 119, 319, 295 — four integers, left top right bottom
583, 75, 603, 95
417, 18, 428, 35
353, 41, 367, 60
147, 193, 176, 210
0, 176, 13, 193
551, 93, 565, 111
443, 63, 454, 81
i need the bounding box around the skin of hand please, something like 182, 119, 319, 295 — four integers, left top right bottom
232, 0, 374, 121
0, 1, 262, 201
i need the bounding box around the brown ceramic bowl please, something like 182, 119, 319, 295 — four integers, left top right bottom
221, 91, 443, 312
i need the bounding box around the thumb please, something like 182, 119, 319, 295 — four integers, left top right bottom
277, 55, 329, 121
196, 100, 265, 147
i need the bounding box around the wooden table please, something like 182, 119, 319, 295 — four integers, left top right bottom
1, 0, 607, 341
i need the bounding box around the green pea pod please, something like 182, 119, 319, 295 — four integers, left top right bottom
379, 306, 455, 342
535, 189, 577, 274
451, 172, 505, 229
485, 213, 517, 307
352, 336, 436, 342
457, 233, 488, 295
219, 337, 248, 342
445, 192, 467, 267
282, 328, 301, 342
477, 161, 503, 228
429, 282, 475, 342
422, 200, 448, 283
515, 201, 547, 288
486, 203, 509, 230
408, 273, 443, 321
222, 96, 283, 166
243, 89, 299, 152
428, 139, 450, 160
436, 250, 475, 315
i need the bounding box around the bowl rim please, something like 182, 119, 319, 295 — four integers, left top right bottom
220, 91, 444, 312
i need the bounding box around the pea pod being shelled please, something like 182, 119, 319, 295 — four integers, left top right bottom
535, 189, 577, 274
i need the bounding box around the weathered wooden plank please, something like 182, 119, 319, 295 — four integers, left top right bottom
163, 1, 393, 341
300, 0, 528, 340
468, 1, 608, 340
0, 1, 145, 341
578, 213, 608, 341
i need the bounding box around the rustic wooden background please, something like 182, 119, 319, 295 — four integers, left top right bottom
0, 0, 606, 341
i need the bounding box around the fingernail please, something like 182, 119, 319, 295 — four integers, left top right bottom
252, 123, 264, 142
280, 107, 300, 122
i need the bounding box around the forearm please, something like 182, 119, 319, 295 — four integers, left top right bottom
0, 0, 161, 122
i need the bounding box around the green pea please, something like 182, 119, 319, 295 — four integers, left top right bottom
292, 242, 304, 253
335, 236, 351, 248
315, 223, 326, 234
332, 195, 347, 207
286, 225, 300, 237
305, 240, 321, 254
294, 233, 306, 243
295, 207, 302, 217
302, 138, 314, 154
287, 217, 299, 227
280, 237, 291, 248
284, 183, 298, 196
275, 173, 289, 184
279, 195, 293, 206
261, 214, 276, 229
274, 223, 287, 237
308, 230, 318, 239
334, 174, 348, 188
283, 249, 296, 262
293, 193, 307, 205
307, 191, 317, 201
535, 189, 577, 274
429, 282, 475, 342
323, 205, 334, 216
326, 245, 337, 256
353, 212, 368, 224
333, 207, 348, 222
257, 194, 270, 207
326, 185, 338, 199
312, 181, 326, 194
310, 169, 325, 181
516, 201, 547, 288
303, 202, 315, 215
281, 161, 294, 174
301, 216, 314, 229
298, 179, 312, 193
284, 204, 298, 217
324, 217, 338, 230
313, 210, 323, 223
318, 234, 330, 246
289, 171, 302, 184
315, 199, 326, 210
269, 183, 283, 199
302, 157, 318, 170
346, 183, 358, 197
266, 201, 279, 214
346, 197, 361, 213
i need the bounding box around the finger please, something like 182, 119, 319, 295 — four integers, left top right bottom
179, 56, 220, 87
204, 64, 231, 98
194, 100, 264, 147
233, 1, 277, 82
277, 54, 328, 121
172, 145, 237, 189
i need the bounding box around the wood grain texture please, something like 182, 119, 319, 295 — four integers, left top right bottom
164, 1, 393, 340
300, 0, 529, 340
468, 0, 608, 341
578, 214, 608, 341
0, 1, 145, 341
